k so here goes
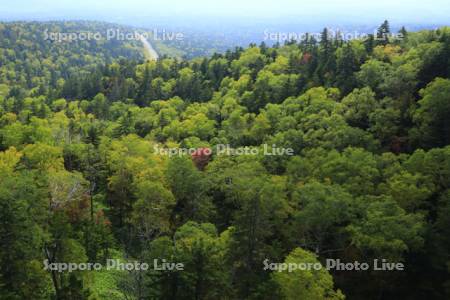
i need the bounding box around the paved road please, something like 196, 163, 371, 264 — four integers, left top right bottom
139, 34, 159, 61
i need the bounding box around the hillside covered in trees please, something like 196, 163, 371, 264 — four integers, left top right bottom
0, 21, 450, 299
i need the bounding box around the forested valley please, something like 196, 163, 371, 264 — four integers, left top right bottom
0, 21, 450, 299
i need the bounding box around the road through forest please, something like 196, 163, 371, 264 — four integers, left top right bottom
139, 34, 159, 60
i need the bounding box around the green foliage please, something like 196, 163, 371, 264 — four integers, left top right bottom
412, 78, 450, 148
273, 248, 345, 300
0, 170, 50, 299
347, 196, 424, 261
292, 182, 355, 253
1, 20, 450, 300
144, 222, 233, 299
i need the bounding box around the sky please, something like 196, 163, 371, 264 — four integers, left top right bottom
1, 0, 449, 27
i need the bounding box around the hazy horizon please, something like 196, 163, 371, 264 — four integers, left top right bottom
1, 0, 448, 52
1, 0, 449, 28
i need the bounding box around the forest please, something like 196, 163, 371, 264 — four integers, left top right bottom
0, 20, 449, 299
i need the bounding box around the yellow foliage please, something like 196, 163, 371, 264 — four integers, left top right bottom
0, 147, 22, 173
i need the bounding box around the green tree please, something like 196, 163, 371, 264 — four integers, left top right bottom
339, 87, 379, 129
272, 248, 345, 300
292, 181, 355, 254
145, 222, 233, 299
411, 78, 450, 148
347, 196, 424, 261
166, 156, 213, 225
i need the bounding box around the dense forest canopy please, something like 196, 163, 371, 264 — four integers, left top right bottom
0, 20, 450, 299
